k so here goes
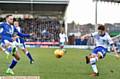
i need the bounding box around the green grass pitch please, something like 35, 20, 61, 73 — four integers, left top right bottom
0, 48, 120, 79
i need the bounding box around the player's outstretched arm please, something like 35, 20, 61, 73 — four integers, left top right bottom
29, 32, 35, 36
14, 26, 35, 38
81, 34, 91, 41
17, 31, 31, 37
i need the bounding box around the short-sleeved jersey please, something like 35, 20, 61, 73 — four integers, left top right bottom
59, 33, 68, 43
91, 32, 113, 48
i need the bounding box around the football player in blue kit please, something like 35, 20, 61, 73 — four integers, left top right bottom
14, 21, 34, 64
0, 15, 33, 75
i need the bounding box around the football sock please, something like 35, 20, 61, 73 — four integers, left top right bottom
9, 58, 17, 69
91, 64, 98, 73
4, 50, 10, 55
26, 51, 33, 61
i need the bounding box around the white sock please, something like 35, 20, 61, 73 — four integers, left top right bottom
91, 64, 98, 73
1, 47, 9, 55
25, 51, 29, 54
4, 50, 9, 55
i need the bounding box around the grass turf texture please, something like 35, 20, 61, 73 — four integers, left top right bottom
0, 48, 120, 79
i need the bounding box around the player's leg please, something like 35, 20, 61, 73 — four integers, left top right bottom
21, 43, 34, 64
0, 45, 8, 59
1, 40, 17, 58
89, 54, 99, 76
86, 53, 99, 76
85, 47, 99, 76
0, 45, 10, 59
59, 42, 64, 49
90, 51, 106, 77
6, 50, 20, 75
86, 47, 107, 76
2, 40, 19, 75
59, 42, 66, 53
22, 48, 34, 64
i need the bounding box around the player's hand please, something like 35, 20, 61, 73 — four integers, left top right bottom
30, 32, 35, 36
81, 34, 91, 41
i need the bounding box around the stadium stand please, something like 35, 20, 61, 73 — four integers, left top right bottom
0, 0, 69, 46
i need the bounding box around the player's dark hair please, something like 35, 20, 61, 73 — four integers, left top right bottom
98, 25, 105, 31
5, 15, 12, 19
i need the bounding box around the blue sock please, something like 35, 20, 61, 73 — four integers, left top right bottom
27, 52, 33, 61
9, 59, 17, 69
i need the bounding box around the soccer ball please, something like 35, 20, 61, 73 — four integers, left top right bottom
54, 49, 64, 58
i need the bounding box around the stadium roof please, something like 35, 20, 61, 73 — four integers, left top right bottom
0, 0, 69, 17
0, 0, 69, 4
94, 0, 120, 3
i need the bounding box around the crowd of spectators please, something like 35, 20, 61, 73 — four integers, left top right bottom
1, 17, 120, 45
0, 17, 62, 42
18, 18, 61, 42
